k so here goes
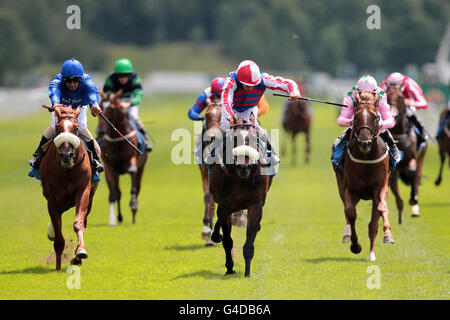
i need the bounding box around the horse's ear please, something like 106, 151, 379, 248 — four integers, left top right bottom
73, 105, 82, 118
250, 112, 255, 124
355, 90, 361, 104
99, 90, 107, 100
54, 105, 62, 119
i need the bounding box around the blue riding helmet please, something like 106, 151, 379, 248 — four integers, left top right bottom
61, 58, 84, 78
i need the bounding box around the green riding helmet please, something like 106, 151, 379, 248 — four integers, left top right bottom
114, 58, 133, 74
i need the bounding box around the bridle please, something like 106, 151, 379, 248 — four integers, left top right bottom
353, 106, 380, 143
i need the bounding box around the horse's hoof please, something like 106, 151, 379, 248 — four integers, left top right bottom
411, 204, 420, 217
47, 222, 55, 241
205, 239, 216, 247
350, 243, 362, 254
435, 178, 441, 186
76, 248, 88, 260
342, 235, 351, 243
211, 232, 223, 243
368, 252, 376, 261
225, 270, 236, 275
202, 225, 212, 240
383, 235, 395, 244
70, 257, 82, 266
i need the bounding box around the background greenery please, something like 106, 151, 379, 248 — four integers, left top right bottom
0, 0, 449, 84
0, 95, 448, 299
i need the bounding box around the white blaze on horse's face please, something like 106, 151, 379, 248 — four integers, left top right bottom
63, 120, 72, 133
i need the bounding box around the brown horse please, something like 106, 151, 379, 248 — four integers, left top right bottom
281, 80, 312, 165
99, 91, 148, 226
335, 91, 394, 261
40, 104, 98, 271
386, 87, 426, 222
435, 108, 450, 186
209, 113, 273, 277
198, 101, 246, 246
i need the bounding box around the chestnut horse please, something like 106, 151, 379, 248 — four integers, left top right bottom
40, 104, 98, 270
99, 91, 148, 225
386, 87, 426, 222
209, 114, 273, 277
435, 107, 450, 186
335, 92, 394, 261
281, 80, 312, 164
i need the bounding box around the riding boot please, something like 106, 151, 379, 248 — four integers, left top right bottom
86, 140, 104, 173
256, 127, 280, 165
380, 130, 401, 162
139, 127, 153, 152
29, 136, 50, 169
408, 114, 428, 142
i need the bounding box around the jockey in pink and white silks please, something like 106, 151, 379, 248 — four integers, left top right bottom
332, 75, 401, 170
380, 72, 429, 144
220, 60, 301, 169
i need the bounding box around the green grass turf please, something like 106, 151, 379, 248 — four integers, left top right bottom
0, 94, 448, 299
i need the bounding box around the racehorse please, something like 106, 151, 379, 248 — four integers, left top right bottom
99, 90, 148, 226
209, 113, 273, 277
281, 79, 312, 165
334, 91, 394, 261
386, 87, 426, 222
199, 100, 246, 246
435, 107, 450, 186
40, 104, 98, 271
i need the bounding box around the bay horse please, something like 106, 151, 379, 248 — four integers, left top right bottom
99, 90, 148, 226
435, 107, 450, 186
209, 113, 273, 277
40, 104, 98, 271
386, 87, 426, 222
281, 79, 312, 165
199, 100, 246, 246
335, 91, 394, 261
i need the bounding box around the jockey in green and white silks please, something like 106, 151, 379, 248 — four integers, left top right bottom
99, 58, 152, 152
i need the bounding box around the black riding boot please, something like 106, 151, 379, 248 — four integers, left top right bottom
380, 130, 401, 162
408, 114, 428, 142
29, 136, 50, 169
139, 127, 153, 152
86, 140, 104, 173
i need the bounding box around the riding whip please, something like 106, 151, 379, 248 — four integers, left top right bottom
273, 93, 347, 107
90, 102, 144, 155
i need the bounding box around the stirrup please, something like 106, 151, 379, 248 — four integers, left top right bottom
92, 159, 104, 173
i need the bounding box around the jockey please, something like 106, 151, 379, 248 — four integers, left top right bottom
189, 77, 226, 164
380, 72, 428, 144
221, 60, 301, 164
188, 76, 226, 121
336, 74, 401, 163
100, 58, 152, 152
29, 58, 103, 173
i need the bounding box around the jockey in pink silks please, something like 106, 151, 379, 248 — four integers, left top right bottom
332, 75, 401, 170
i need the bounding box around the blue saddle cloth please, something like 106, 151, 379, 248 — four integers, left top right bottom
331, 135, 402, 172
129, 120, 147, 154
28, 140, 101, 182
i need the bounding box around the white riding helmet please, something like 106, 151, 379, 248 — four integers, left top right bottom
356, 75, 377, 92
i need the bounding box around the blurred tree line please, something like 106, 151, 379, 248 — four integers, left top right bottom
0, 0, 448, 84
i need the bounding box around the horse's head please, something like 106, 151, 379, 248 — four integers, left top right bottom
100, 89, 127, 125
353, 91, 381, 154
386, 85, 405, 118
229, 113, 259, 179
43, 104, 82, 168
204, 102, 221, 138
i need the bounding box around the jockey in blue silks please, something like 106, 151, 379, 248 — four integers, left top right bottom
29, 58, 104, 173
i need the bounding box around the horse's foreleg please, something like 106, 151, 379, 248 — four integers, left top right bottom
105, 166, 120, 226
200, 165, 215, 242
389, 170, 403, 224
305, 131, 311, 163
219, 206, 235, 275
291, 133, 297, 166
48, 202, 64, 271
336, 170, 351, 242
243, 204, 263, 278
435, 147, 445, 186
129, 158, 138, 224
344, 189, 361, 254
72, 188, 91, 264
379, 185, 394, 245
